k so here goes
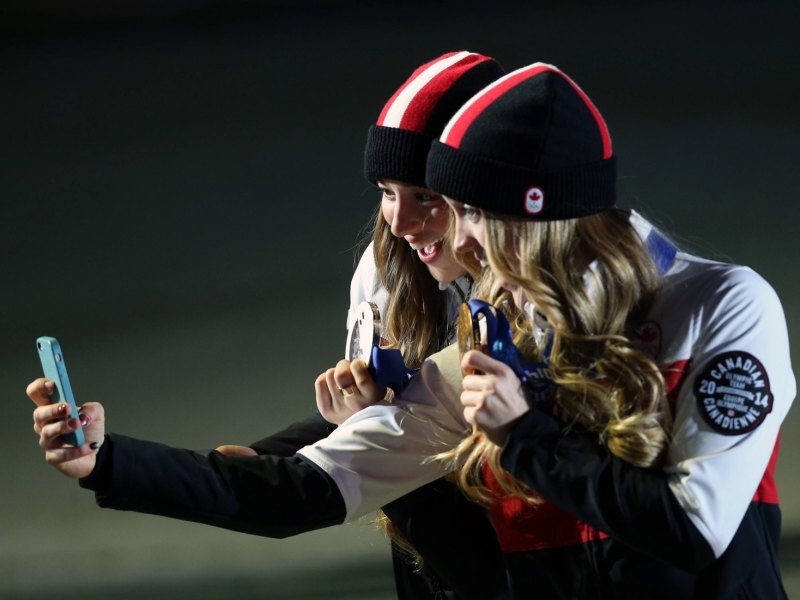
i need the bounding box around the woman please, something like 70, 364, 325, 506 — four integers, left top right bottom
423, 62, 796, 598
314, 50, 507, 599
29, 51, 508, 600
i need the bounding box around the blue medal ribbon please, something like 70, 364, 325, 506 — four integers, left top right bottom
369, 346, 417, 394
466, 299, 555, 405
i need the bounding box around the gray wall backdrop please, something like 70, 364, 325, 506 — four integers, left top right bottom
3, 1, 799, 598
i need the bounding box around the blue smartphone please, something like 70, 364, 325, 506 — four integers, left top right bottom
36, 336, 85, 446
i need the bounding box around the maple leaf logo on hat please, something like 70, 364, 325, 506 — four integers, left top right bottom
525, 186, 545, 214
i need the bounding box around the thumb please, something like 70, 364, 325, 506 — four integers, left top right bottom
216, 445, 258, 457
351, 359, 386, 400
27, 378, 55, 407
461, 350, 505, 375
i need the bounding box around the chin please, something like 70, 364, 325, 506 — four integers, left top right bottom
426, 265, 464, 285
511, 291, 527, 309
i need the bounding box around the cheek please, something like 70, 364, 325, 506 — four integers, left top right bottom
467, 222, 485, 249
424, 206, 451, 238
380, 199, 393, 225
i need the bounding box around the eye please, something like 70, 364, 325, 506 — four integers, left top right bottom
415, 192, 442, 204
464, 204, 482, 223
379, 186, 395, 201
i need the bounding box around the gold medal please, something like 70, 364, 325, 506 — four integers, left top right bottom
457, 302, 491, 374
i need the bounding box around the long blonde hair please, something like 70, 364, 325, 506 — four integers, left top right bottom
371, 210, 452, 368
448, 208, 669, 505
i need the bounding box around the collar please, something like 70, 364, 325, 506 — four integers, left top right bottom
441, 274, 472, 302
629, 209, 677, 276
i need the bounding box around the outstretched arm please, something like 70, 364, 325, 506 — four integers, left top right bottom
243, 413, 337, 457
79, 433, 347, 539
29, 344, 467, 540
29, 375, 346, 538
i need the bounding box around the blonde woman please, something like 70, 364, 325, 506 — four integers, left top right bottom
425, 62, 795, 598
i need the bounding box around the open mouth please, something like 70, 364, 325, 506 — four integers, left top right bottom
473, 249, 487, 267
410, 239, 444, 265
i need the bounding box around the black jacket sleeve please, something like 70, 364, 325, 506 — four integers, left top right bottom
247, 413, 337, 457
80, 432, 346, 539
500, 409, 716, 571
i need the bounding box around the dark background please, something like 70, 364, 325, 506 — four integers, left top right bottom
2, 1, 799, 597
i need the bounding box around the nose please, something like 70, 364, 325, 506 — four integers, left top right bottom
452, 216, 476, 254
389, 194, 424, 238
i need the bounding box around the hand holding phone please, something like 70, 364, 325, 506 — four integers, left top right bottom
36, 336, 86, 446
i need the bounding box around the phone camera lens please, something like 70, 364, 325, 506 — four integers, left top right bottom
37, 342, 43, 351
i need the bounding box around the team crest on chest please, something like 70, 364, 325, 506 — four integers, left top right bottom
635, 320, 662, 358
694, 351, 773, 435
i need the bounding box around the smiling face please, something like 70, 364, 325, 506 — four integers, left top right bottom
445, 197, 527, 309
379, 179, 465, 283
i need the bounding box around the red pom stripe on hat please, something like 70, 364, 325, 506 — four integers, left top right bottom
364, 51, 505, 187
377, 51, 498, 134
426, 62, 617, 219
441, 63, 612, 159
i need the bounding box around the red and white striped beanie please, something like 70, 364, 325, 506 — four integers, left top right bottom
426, 63, 616, 220
363, 51, 505, 187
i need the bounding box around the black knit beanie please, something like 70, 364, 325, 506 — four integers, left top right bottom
364, 51, 505, 188
426, 63, 616, 220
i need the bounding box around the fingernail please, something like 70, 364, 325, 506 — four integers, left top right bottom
58, 403, 67, 414
89, 442, 99, 450
65, 418, 75, 430
79, 413, 90, 427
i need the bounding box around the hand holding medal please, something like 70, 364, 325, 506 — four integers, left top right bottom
345, 301, 416, 394
458, 300, 555, 443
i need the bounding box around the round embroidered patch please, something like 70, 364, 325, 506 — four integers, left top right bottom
694, 351, 772, 435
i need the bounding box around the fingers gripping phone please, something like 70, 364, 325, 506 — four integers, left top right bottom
36, 336, 86, 446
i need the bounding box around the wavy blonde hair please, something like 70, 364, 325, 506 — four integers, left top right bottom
446, 207, 670, 506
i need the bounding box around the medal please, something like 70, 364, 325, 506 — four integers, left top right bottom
346, 301, 382, 366
458, 299, 555, 404
345, 301, 415, 394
